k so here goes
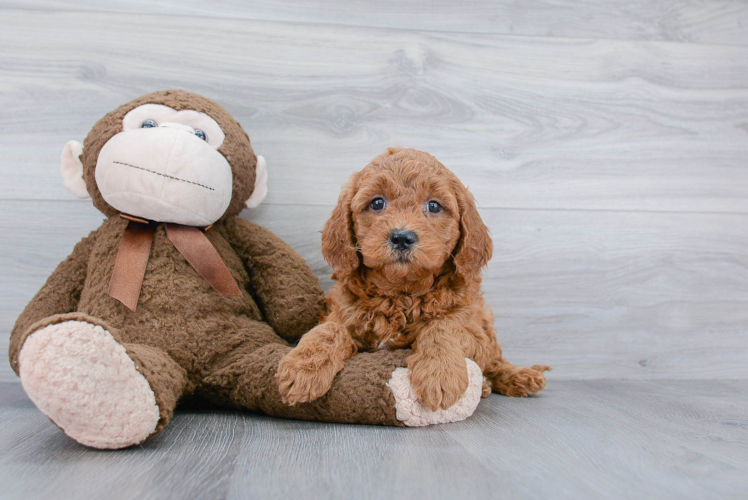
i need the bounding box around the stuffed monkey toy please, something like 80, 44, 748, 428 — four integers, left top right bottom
8, 90, 482, 449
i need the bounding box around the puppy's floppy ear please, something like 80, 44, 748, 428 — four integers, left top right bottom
453, 182, 493, 279
322, 175, 360, 278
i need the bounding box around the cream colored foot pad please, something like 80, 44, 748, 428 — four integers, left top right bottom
388, 358, 483, 427
19, 321, 159, 449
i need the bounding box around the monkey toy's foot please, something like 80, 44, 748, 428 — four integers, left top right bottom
387, 358, 483, 426
18, 321, 160, 449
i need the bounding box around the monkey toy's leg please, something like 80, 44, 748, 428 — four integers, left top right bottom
200, 321, 484, 427
14, 313, 189, 449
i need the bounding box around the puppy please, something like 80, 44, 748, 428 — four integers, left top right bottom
277, 148, 549, 410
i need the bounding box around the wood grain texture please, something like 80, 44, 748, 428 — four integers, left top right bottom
1, 380, 746, 500
1, 6, 746, 383
2, 201, 746, 381
1, 10, 748, 212
4, 0, 748, 46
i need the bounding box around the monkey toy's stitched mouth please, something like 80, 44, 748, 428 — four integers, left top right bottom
113, 161, 215, 191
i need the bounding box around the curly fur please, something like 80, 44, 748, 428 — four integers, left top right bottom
278, 148, 550, 410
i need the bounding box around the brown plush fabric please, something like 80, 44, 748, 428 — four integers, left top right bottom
218, 344, 405, 426
122, 342, 189, 438
9, 92, 405, 447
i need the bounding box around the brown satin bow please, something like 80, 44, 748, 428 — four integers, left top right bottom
108, 214, 242, 311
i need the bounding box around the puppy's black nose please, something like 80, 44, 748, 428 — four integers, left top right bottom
390, 230, 417, 252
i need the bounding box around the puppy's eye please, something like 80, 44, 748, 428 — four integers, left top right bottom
370, 198, 385, 211
194, 129, 207, 141
141, 119, 157, 128
427, 201, 442, 213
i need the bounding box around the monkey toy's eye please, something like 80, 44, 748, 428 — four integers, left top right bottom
370, 198, 385, 211
140, 119, 157, 128
427, 201, 442, 213
194, 129, 207, 141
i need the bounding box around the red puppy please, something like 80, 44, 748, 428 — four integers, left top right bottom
278, 148, 549, 410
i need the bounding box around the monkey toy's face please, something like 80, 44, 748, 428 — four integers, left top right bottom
60, 90, 267, 226
95, 104, 234, 226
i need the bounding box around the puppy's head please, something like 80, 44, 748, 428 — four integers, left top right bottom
322, 148, 492, 286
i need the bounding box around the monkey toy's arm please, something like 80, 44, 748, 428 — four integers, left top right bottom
218, 217, 325, 343
8, 231, 97, 375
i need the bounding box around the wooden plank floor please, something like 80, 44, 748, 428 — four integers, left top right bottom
1, 380, 746, 500
6, 0, 748, 45
1, 5, 747, 379
2, 203, 747, 380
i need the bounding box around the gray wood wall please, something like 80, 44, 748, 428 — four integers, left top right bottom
1, 1, 746, 381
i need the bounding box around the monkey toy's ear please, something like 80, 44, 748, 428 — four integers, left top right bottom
60, 140, 90, 199
244, 155, 268, 209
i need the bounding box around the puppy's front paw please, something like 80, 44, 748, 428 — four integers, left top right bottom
501, 365, 551, 397
408, 354, 470, 411
276, 349, 338, 406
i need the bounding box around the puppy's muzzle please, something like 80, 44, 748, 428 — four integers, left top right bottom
389, 230, 417, 252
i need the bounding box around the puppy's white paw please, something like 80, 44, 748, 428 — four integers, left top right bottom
19, 321, 160, 449
387, 358, 483, 426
